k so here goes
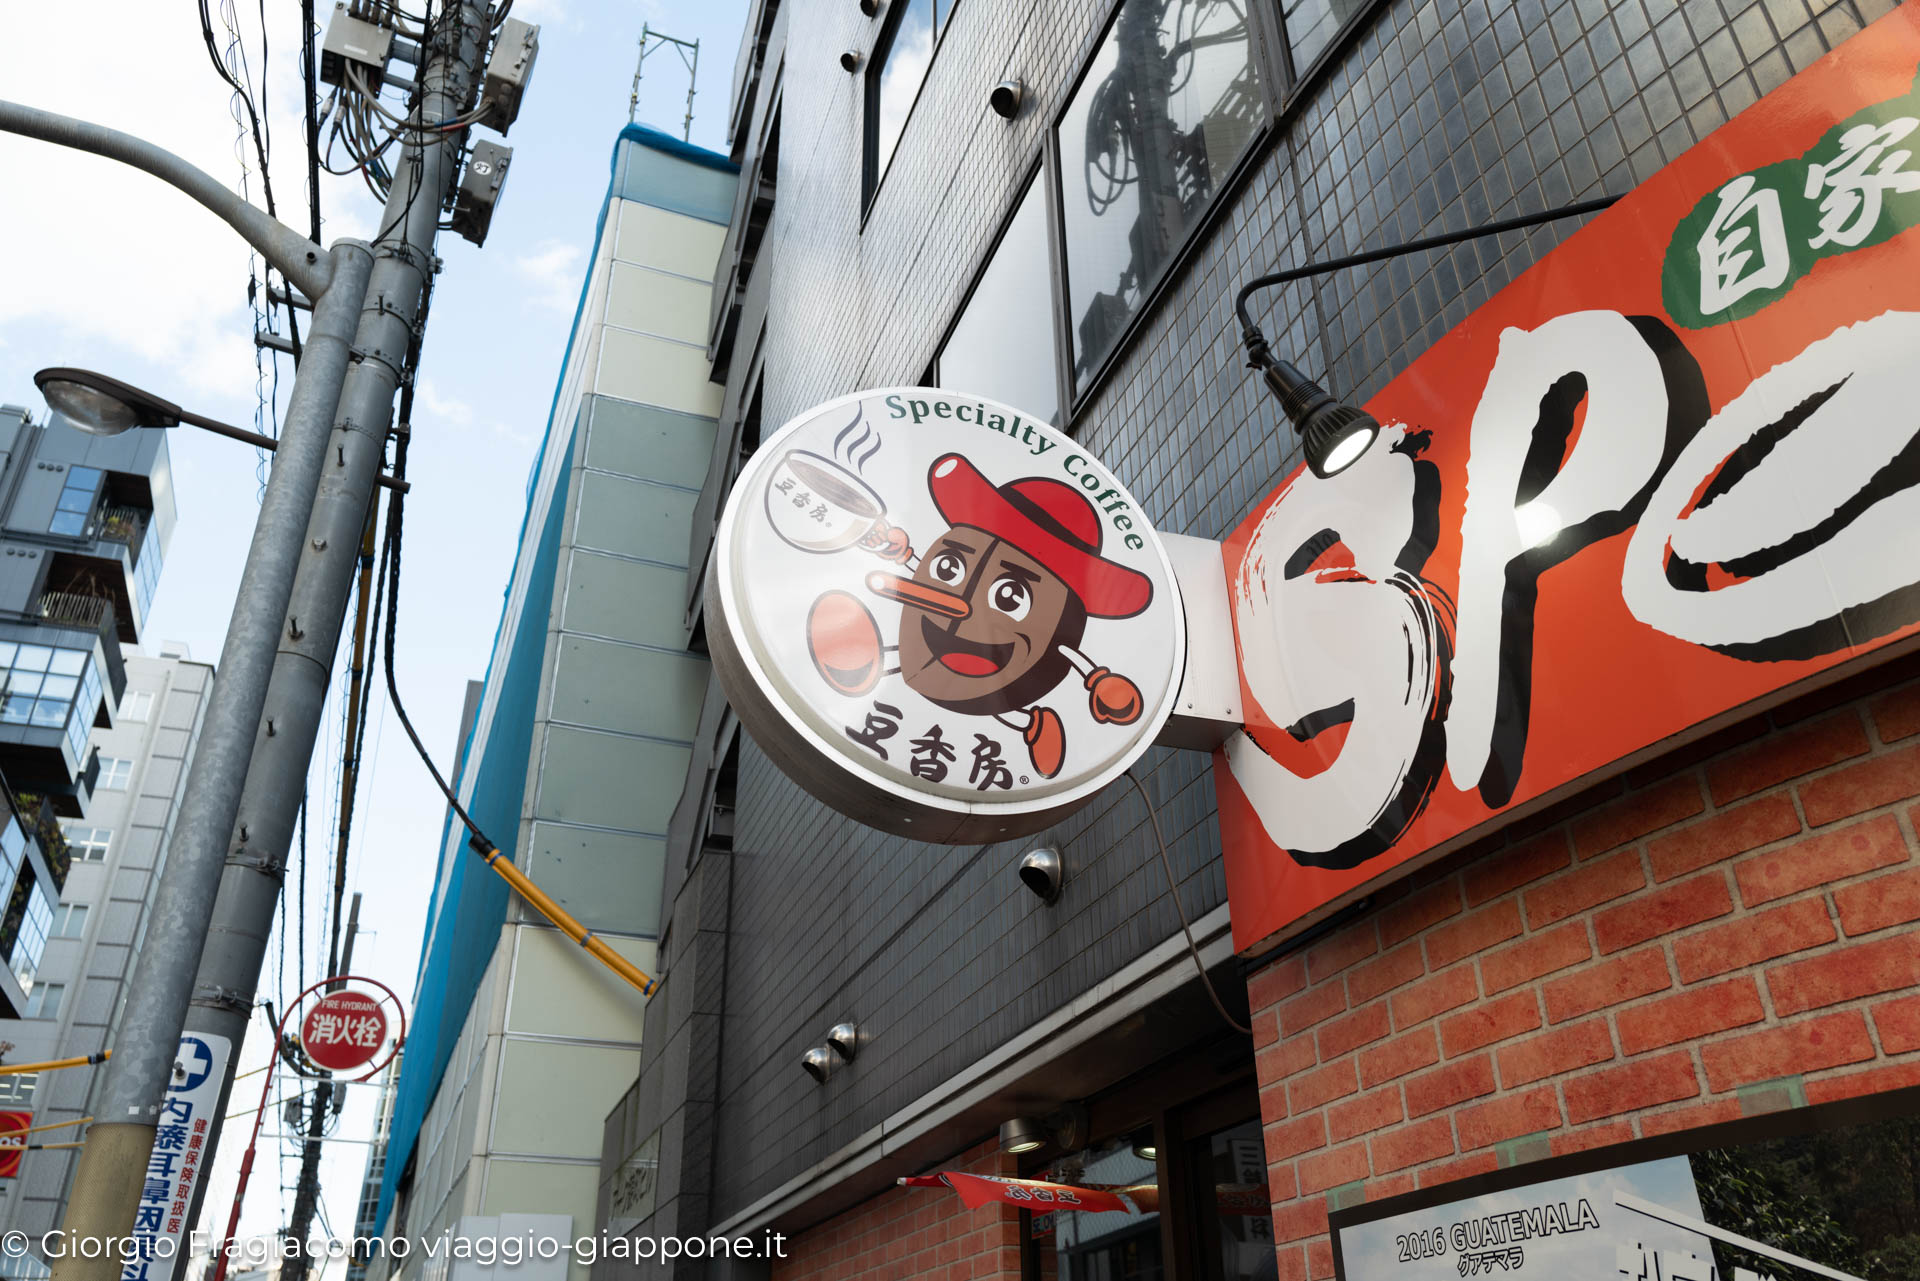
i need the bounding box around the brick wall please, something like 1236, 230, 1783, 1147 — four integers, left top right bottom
771, 1142, 1022, 1281
1249, 659, 1920, 1280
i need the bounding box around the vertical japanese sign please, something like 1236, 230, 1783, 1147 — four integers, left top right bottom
1218, 6, 1920, 953
121, 1033, 229, 1281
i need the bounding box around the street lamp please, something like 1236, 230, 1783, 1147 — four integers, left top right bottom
33, 367, 408, 492
1, 97, 377, 1281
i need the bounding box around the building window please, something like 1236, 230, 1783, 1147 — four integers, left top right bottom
1055, 0, 1266, 393
866, 0, 955, 201
121, 691, 153, 723
22, 981, 63, 1019
50, 903, 86, 939
0, 643, 91, 731
10, 885, 51, 993
97, 757, 132, 790
934, 174, 1061, 425
62, 825, 110, 861
1279, 0, 1369, 77
0, 1073, 37, 1106
48, 466, 102, 537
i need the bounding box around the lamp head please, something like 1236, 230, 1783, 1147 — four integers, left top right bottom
1259, 359, 1378, 479
34, 367, 182, 437
999, 1116, 1046, 1155
801, 1046, 834, 1083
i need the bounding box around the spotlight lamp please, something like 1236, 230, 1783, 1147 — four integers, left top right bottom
999, 1116, 1046, 1155
989, 78, 1024, 120
1017, 846, 1064, 903
1131, 1132, 1158, 1161
801, 1046, 834, 1083
998, 1103, 1090, 1155
859, 0, 881, 14
840, 49, 862, 72
827, 1021, 861, 1061
1232, 287, 1380, 480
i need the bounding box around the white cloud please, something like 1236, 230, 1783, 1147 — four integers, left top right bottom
512, 238, 586, 313
0, 4, 387, 421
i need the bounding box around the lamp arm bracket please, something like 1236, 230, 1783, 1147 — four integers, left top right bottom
0, 98, 335, 302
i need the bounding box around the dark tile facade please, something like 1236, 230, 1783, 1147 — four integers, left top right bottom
604, 0, 1903, 1249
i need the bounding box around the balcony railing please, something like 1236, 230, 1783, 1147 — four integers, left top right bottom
95, 504, 147, 551
35, 589, 110, 631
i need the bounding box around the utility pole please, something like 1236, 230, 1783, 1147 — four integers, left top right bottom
0, 112, 376, 1281
180, 0, 495, 1247
283, 894, 360, 1281
14, 4, 495, 1278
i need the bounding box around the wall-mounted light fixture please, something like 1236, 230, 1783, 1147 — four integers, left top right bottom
1230, 195, 1628, 480
999, 1104, 1089, 1155
801, 1046, 834, 1082
1131, 1132, 1158, 1161
858, 0, 881, 15
989, 79, 1024, 120
827, 1021, 861, 1061
999, 1116, 1046, 1155
1017, 847, 1065, 903
840, 49, 862, 73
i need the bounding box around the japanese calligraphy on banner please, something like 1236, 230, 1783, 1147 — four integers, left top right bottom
899, 1171, 1144, 1215
121, 1033, 228, 1281
1218, 6, 1920, 952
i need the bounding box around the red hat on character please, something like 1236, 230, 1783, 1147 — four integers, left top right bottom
927, 454, 1153, 619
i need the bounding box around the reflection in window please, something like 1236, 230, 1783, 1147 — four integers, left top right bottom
1190, 1119, 1277, 1280
97, 757, 132, 790
51, 903, 86, 939
1033, 1138, 1162, 1280
1057, 0, 1264, 390
61, 825, 111, 861
869, 0, 956, 193
48, 466, 102, 537
22, 980, 62, 1019
0, 643, 97, 761
1279, 0, 1369, 76
936, 178, 1060, 425
8, 873, 50, 995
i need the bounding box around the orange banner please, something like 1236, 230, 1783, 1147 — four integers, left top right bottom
1218, 5, 1920, 951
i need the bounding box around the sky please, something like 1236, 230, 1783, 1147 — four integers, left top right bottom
0, 0, 744, 1259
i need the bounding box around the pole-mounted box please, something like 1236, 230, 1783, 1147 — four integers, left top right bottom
451, 141, 512, 246
483, 19, 539, 134
320, 2, 394, 93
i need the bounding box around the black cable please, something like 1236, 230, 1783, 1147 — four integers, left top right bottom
297, 794, 308, 983
379, 376, 504, 859
1126, 769, 1252, 1037
327, 519, 387, 977
302, 0, 323, 248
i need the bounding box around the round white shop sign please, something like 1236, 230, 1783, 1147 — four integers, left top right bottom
707, 388, 1186, 843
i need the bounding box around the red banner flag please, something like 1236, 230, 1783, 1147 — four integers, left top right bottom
898, 1171, 1142, 1214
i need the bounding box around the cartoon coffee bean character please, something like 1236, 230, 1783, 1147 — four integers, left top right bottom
806, 454, 1151, 779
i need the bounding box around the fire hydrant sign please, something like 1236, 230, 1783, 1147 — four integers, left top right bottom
300, 989, 387, 1072
1218, 7, 1920, 953
122, 1032, 228, 1281
709, 389, 1185, 843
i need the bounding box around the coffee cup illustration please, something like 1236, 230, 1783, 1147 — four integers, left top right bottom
764, 449, 911, 561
